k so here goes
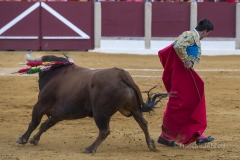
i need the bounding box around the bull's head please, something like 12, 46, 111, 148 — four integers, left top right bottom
25, 50, 74, 63
23, 51, 75, 90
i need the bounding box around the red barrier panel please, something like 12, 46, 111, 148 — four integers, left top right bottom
0, 2, 40, 50
0, 2, 93, 51
41, 2, 94, 50
101, 2, 145, 37
152, 2, 191, 37
198, 2, 236, 38
0, 2, 237, 51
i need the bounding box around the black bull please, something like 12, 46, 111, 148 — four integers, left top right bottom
16, 52, 170, 153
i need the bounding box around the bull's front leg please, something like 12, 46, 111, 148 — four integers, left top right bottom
16, 107, 43, 145
29, 117, 59, 145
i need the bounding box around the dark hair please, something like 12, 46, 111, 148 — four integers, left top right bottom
195, 19, 214, 32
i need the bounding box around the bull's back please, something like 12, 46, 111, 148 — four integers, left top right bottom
90, 67, 139, 91
39, 66, 135, 101
38, 66, 94, 99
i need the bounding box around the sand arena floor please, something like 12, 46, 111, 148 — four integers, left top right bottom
0, 51, 240, 160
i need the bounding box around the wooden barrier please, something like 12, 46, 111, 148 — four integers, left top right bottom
0, 1, 238, 50
0, 2, 40, 50
101, 2, 145, 37
41, 2, 94, 50
197, 2, 236, 37
0, 1, 94, 51
152, 2, 191, 37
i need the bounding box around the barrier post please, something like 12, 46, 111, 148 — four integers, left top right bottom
94, 2, 101, 48
144, 2, 152, 49
236, 3, 240, 49
190, 2, 197, 30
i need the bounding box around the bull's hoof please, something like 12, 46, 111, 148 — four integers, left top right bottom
16, 137, 28, 144
148, 139, 157, 152
29, 138, 39, 145
83, 148, 96, 153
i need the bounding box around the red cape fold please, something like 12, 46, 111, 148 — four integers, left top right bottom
158, 44, 207, 145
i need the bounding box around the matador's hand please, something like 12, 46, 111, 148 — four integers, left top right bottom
184, 61, 192, 69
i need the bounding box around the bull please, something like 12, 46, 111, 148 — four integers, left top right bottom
16, 51, 170, 153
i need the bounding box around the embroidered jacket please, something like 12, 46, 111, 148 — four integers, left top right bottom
173, 29, 201, 64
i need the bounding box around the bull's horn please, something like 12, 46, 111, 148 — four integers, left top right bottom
63, 53, 74, 63
25, 50, 42, 62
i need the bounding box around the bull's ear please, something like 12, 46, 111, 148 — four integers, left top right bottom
63, 53, 74, 63
25, 50, 42, 62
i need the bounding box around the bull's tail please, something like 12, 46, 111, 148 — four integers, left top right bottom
119, 69, 161, 112
144, 85, 175, 112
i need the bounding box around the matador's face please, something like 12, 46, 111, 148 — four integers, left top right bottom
200, 30, 211, 40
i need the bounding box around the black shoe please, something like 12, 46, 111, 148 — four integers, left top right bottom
196, 136, 214, 146
157, 136, 179, 147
